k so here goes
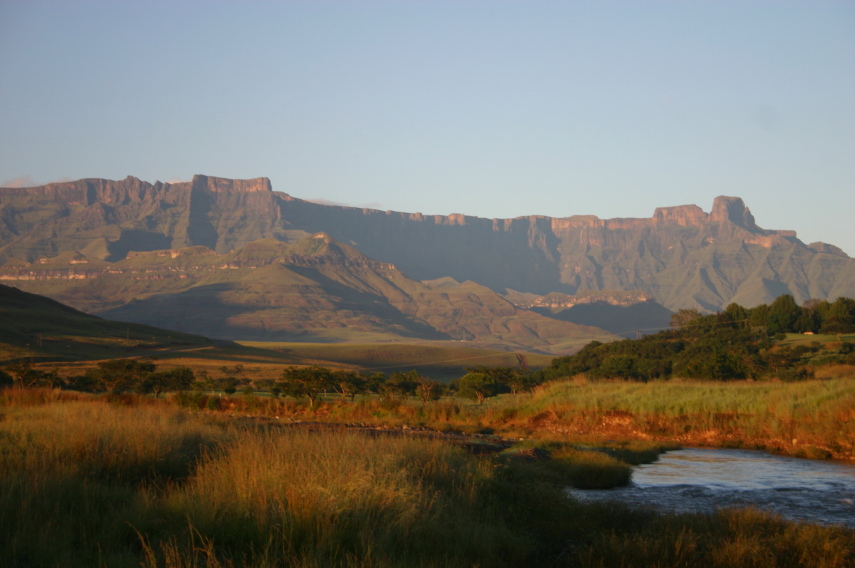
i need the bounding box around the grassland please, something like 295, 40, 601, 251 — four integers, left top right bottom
172, 371, 855, 461
502, 376, 855, 459
779, 332, 855, 347
239, 341, 554, 381
2, 391, 853, 567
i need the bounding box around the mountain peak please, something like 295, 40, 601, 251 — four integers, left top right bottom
710, 196, 757, 229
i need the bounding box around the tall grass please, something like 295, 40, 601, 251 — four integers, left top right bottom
0, 394, 525, 567
150, 430, 522, 567
502, 378, 855, 458
175, 376, 855, 459
0, 394, 231, 567
3, 392, 852, 567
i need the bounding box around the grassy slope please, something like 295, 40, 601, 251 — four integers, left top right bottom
0, 283, 216, 363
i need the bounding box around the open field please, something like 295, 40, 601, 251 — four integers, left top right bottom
779, 332, 855, 347
239, 341, 554, 381
27, 341, 548, 383
2, 391, 853, 568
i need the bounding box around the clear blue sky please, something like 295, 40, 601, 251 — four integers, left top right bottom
2, 1, 853, 254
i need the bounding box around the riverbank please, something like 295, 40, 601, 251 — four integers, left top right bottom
503, 378, 855, 461
171, 377, 855, 461
3, 390, 853, 567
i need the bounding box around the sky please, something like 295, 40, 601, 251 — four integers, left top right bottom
1, 1, 853, 254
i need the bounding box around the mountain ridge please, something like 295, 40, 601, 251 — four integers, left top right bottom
2, 175, 853, 312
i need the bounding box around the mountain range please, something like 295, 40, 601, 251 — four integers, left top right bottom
1, 175, 853, 351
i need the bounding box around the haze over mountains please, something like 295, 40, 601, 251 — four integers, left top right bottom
1, 175, 853, 351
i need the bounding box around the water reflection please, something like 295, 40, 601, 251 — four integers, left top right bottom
567, 448, 855, 528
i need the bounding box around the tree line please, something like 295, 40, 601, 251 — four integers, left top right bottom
537, 295, 855, 383
0, 359, 539, 405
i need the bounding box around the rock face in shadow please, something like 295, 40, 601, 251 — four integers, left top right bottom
1, 175, 853, 312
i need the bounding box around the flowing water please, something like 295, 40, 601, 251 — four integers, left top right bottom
567, 448, 855, 528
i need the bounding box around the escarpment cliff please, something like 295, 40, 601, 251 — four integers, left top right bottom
0, 175, 282, 262
2, 175, 853, 314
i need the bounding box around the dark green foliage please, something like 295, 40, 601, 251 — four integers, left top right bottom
383, 370, 420, 399
329, 370, 367, 402
280, 365, 331, 407
465, 365, 539, 394
415, 376, 444, 404
767, 294, 802, 334
3, 360, 64, 389
454, 372, 502, 404
222, 379, 237, 395
87, 359, 157, 394
137, 366, 194, 398
822, 297, 855, 333
539, 295, 855, 383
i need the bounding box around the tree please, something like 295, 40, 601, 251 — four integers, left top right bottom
748, 304, 770, 329
222, 378, 237, 395
383, 370, 420, 400
5, 360, 42, 389
821, 297, 855, 334
363, 372, 388, 396
725, 303, 748, 326
90, 359, 156, 394
593, 355, 640, 381
505, 370, 538, 394
40, 368, 63, 389
330, 370, 366, 402
793, 311, 820, 334
466, 365, 534, 394
415, 377, 443, 405
766, 294, 802, 335
670, 308, 702, 330
456, 372, 500, 404
138, 366, 195, 398
281, 366, 331, 408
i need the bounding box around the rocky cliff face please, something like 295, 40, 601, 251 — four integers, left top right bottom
0, 175, 281, 262
2, 176, 853, 312
275, 192, 853, 310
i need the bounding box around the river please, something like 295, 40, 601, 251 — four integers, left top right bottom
567, 448, 855, 528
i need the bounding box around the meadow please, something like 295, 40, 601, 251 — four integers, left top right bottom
3, 389, 853, 567
173, 372, 855, 461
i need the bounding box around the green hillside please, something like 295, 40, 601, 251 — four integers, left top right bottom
0, 283, 216, 363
